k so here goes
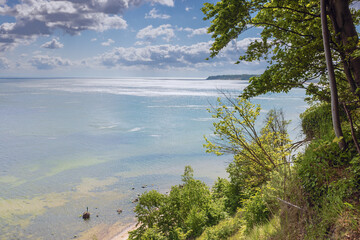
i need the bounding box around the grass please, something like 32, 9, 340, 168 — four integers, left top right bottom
196, 214, 280, 240
230, 215, 280, 240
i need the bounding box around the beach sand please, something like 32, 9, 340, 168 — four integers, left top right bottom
78, 221, 137, 240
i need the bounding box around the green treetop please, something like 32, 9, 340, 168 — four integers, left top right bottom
202, 0, 360, 101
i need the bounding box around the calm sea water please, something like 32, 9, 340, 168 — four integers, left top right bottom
0, 78, 307, 239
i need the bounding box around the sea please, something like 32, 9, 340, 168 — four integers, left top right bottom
0, 77, 307, 239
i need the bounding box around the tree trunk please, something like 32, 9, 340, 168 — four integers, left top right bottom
320, 0, 346, 149
328, 0, 360, 94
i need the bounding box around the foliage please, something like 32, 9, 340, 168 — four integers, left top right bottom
295, 135, 354, 205
204, 96, 291, 214
300, 103, 333, 139
304, 180, 356, 239
197, 1, 360, 238
202, 0, 323, 99
234, 215, 280, 240
350, 155, 360, 186
242, 191, 271, 231
204, 96, 291, 190
197, 212, 243, 240
138, 225, 167, 240
129, 166, 227, 240
202, 0, 360, 102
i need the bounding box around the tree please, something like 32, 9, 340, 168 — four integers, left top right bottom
202, 0, 360, 149
204, 96, 292, 190
320, 0, 346, 149
202, 0, 360, 99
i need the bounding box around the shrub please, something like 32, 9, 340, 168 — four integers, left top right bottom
242, 192, 271, 231
129, 166, 227, 240
300, 103, 332, 139
296, 136, 354, 205
199, 212, 243, 240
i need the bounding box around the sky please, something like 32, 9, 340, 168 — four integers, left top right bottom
0, 0, 265, 78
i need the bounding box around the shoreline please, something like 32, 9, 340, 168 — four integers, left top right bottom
78, 221, 138, 240
110, 222, 138, 240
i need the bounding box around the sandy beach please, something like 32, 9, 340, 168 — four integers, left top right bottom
110, 223, 138, 240
78, 221, 138, 240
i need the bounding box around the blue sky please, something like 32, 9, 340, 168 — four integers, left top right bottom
0, 0, 264, 78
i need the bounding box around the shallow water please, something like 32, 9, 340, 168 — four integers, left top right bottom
0, 78, 307, 239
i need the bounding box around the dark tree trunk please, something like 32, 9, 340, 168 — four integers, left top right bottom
321, 0, 346, 149
328, 0, 360, 94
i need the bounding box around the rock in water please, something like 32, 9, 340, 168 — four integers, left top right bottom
82, 207, 90, 220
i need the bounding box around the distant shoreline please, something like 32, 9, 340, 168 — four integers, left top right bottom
206, 74, 258, 80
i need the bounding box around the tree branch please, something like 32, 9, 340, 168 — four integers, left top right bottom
261, 6, 320, 18
252, 21, 316, 39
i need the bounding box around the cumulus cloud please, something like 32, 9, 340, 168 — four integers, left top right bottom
41, 39, 64, 49
181, 27, 208, 37
95, 38, 259, 69
136, 24, 175, 42
0, 0, 175, 51
101, 38, 115, 46
145, 8, 170, 19
97, 42, 211, 68
29, 55, 71, 70
150, 0, 174, 7
185, 7, 192, 12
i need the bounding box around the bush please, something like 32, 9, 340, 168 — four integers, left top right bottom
305, 179, 355, 239
199, 214, 242, 240
300, 103, 332, 139
242, 192, 271, 231
296, 136, 354, 205
129, 166, 227, 240
199, 217, 241, 240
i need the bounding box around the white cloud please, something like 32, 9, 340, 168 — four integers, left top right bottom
136, 24, 175, 42
101, 38, 115, 46
97, 42, 210, 68
134, 41, 152, 46
95, 38, 260, 70
145, 8, 170, 19
181, 27, 208, 37
149, 0, 174, 7
41, 39, 64, 49
185, 7, 192, 12
29, 55, 71, 70
0, 0, 175, 51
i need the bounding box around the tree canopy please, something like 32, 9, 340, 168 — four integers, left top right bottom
202, 0, 360, 101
